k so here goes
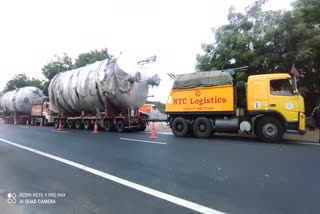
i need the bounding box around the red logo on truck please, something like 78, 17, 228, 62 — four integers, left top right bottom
195, 90, 201, 97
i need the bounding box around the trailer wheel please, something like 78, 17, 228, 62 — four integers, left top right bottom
84, 120, 91, 130
193, 117, 212, 138
75, 120, 83, 129
67, 120, 74, 129
104, 120, 114, 132
30, 118, 35, 126
43, 118, 48, 126
116, 120, 125, 132
54, 119, 59, 128
172, 117, 188, 137
137, 125, 147, 131
256, 117, 284, 142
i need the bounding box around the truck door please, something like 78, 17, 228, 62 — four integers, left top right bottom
247, 79, 269, 111
268, 78, 300, 123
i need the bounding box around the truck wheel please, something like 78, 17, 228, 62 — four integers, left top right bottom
104, 120, 114, 132
75, 120, 83, 129
116, 120, 125, 132
54, 119, 59, 128
172, 117, 188, 137
61, 120, 67, 128
256, 117, 284, 142
67, 120, 74, 129
43, 118, 48, 126
193, 117, 212, 138
137, 125, 147, 131
84, 120, 91, 130
30, 118, 35, 126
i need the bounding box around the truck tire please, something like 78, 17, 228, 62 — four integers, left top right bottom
30, 118, 35, 126
43, 117, 48, 126
75, 120, 83, 129
84, 120, 91, 130
67, 120, 74, 129
61, 120, 67, 128
137, 125, 147, 131
172, 117, 188, 137
193, 117, 212, 138
116, 120, 125, 132
104, 120, 114, 132
54, 119, 59, 128
256, 117, 284, 142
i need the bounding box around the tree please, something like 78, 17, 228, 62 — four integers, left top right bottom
42, 53, 73, 82
3, 74, 30, 92
41, 53, 73, 95
29, 78, 48, 95
290, 0, 320, 113
196, 0, 320, 112
3, 74, 47, 94
74, 48, 111, 69
196, 0, 288, 74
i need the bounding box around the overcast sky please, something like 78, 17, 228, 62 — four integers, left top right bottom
0, 0, 292, 102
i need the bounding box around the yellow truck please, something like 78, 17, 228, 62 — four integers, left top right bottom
165, 71, 305, 142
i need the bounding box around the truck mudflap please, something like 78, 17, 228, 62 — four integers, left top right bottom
285, 112, 306, 135
299, 112, 306, 134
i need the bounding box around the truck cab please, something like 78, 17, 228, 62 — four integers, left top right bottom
31, 97, 54, 126
138, 104, 155, 113
247, 73, 305, 141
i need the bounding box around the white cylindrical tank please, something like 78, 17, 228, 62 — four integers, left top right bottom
0, 87, 45, 114
48, 57, 160, 114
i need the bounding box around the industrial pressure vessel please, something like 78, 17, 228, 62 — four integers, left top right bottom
0, 86, 45, 114
48, 57, 160, 114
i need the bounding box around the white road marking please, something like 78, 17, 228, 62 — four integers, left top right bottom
157, 132, 174, 135
290, 142, 320, 146
145, 132, 320, 144
120, 138, 167, 145
145, 131, 173, 135
19, 127, 29, 129
50, 130, 69, 133
0, 138, 224, 214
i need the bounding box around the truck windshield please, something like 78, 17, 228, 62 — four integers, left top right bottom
270, 79, 294, 96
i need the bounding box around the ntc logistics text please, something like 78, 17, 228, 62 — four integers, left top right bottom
173, 96, 227, 106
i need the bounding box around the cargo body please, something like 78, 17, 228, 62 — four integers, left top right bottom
48, 57, 160, 132
166, 71, 305, 142
166, 85, 234, 113
139, 104, 154, 113
30, 97, 54, 126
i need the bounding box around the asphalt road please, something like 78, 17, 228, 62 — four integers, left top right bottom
0, 124, 320, 214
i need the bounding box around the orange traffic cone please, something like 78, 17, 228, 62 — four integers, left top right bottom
93, 121, 99, 134
57, 119, 63, 131
150, 122, 157, 139
26, 120, 29, 126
